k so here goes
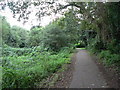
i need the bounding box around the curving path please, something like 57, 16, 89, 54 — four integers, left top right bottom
69, 49, 109, 88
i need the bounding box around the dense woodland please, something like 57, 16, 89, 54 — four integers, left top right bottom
0, 1, 120, 88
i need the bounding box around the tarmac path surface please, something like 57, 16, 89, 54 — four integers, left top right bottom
69, 49, 109, 88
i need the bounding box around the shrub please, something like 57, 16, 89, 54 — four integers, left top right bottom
107, 39, 120, 54
2, 47, 72, 88
99, 50, 120, 66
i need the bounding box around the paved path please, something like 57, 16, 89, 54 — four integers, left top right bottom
69, 49, 108, 88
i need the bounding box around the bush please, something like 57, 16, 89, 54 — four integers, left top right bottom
107, 39, 120, 54
99, 50, 120, 66
2, 47, 72, 88
2, 46, 32, 56
87, 37, 106, 53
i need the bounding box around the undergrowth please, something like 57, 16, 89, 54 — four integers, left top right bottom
2, 46, 73, 88
98, 50, 120, 67
87, 39, 120, 70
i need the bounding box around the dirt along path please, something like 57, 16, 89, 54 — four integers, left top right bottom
69, 49, 109, 88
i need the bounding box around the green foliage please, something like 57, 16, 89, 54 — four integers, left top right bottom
0, 15, 11, 45
99, 50, 120, 66
86, 3, 120, 69
107, 3, 120, 42
107, 39, 120, 54
52, 9, 81, 45
63, 9, 81, 44
87, 37, 106, 53
80, 20, 98, 31
2, 2, 120, 88
2, 45, 31, 56
28, 19, 79, 51
10, 26, 29, 47
0, 15, 29, 48
74, 41, 86, 48
2, 46, 73, 88
29, 26, 43, 47
42, 24, 69, 51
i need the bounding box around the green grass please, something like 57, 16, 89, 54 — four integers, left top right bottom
2, 47, 73, 88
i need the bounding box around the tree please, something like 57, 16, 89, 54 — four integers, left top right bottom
29, 26, 43, 47
10, 26, 29, 47
1, 1, 120, 53
0, 14, 30, 47
42, 24, 68, 51
63, 8, 81, 44
0, 15, 11, 46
